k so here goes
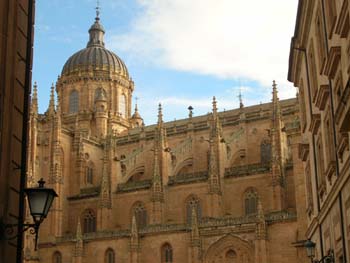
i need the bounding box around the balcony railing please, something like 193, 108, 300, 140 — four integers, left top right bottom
224, 163, 270, 178
168, 171, 209, 186
117, 179, 152, 193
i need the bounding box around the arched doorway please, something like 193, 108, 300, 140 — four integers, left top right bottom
204, 234, 253, 263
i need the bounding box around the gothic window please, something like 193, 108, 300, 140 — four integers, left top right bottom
225, 249, 237, 262
260, 140, 271, 164
53, 251, 62, 263
161, 243, 173, 263
186, 195, 201, 224
83, 209, 96, 233
132, 202, 147, 228
69, 90, 79, 113
105, 248, 115, 263
244, 188, 258, 216
86, 162, 94, 185
119, 94, 127, 117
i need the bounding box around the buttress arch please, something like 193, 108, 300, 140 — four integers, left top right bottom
204, 234, 253, 263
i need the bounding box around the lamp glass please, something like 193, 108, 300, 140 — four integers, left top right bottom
304, 239, 316, 258
26, 190, 50, 223
43, 190, 56, 217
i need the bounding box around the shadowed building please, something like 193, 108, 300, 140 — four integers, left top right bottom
288, 0, 350, 262
25, 12, 308, 263
0, 0, 35, 262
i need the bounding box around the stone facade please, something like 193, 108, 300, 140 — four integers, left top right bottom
25, 14, 308, 263
288, 0, 350, 262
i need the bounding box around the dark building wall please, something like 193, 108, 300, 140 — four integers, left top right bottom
0, 0, 34, 262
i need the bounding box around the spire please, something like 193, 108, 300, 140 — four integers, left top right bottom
87, 1, 105, 48
47, 83, 55, 115
31, 82, 38, 114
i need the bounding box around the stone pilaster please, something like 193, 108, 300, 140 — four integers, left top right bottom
73, 220, 84, 263
255, 200, 268, 263
129, 214, 140, 263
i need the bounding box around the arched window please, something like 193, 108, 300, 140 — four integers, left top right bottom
105, 248, 115, 263
119, 94, 126, 117
83, 209, 96, 233
225, 249, 237, 262
53, 251, 62, 263
244, 188, 258, 216
161, 243, 173, 263
186, 195, 201, 224
132, 202, 147, 228
69, 90, 79, 113
86, 162, 94, 185
260, 140, 271, 164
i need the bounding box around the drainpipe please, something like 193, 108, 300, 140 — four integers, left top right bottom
292, 46, 324, 259
320, 0, 347, 261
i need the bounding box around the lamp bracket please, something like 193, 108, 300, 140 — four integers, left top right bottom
0, 219, 40, 250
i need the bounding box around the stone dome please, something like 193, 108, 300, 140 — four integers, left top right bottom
61, 17, 129, 78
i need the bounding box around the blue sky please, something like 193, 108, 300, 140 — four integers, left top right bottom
33, 0, 298, 125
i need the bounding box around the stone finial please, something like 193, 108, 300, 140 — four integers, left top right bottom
74, 219, 83, 257
256, 200, 267, 240
238, 88, 244, 109
130, 213, 139, 251
191, 206, 200, 247
47, 83, 56, 115
188, 105, 193, 118
272, 80, 279, 103
157, 103, 163, 126
31, 82, 38, 114
212, 96, 217, 116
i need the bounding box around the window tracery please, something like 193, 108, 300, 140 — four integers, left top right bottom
105, 248, 115, 263
83, 209, 96, 233
132, 202, 147, 228
260, 140, 271, 164
161, 243, 173, 263
244, 188, 258, 216
186, 195, 201, 224
53, 251, 62, 263
119, 94, 127, 117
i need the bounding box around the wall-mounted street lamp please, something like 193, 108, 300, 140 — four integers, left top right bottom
304, 239, 335, 263
0, 178, 58, 250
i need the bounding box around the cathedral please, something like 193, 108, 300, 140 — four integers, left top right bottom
24, 12, 308, 263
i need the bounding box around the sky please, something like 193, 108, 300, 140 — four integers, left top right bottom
33, 0, 299, 125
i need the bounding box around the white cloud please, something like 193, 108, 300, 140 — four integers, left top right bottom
108, 0, 298, 99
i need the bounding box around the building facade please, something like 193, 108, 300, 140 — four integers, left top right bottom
288, 0, 350, 262
25, 14, 308, 263
0, 0, 35, 262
